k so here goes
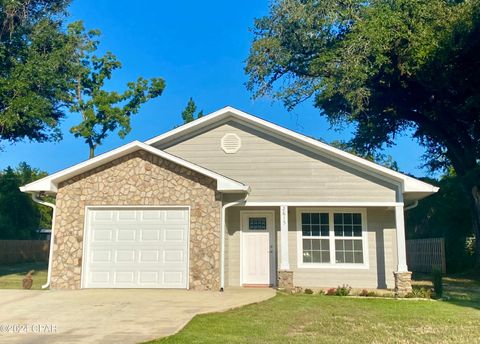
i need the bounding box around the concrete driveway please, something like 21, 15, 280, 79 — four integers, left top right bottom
0, 288, 275, 344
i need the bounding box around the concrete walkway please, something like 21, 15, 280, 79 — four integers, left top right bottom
0, 288, 275, 344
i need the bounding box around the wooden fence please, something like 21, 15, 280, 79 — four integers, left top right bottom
406, 238, 446, 274
0, 240, 49, 265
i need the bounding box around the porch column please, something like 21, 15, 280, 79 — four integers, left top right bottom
280, 205, 290, 270
395, 204, 408, 272
394, 204, 412, 296
278, 205, 293, 291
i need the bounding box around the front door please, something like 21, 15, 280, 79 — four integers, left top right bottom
241, 211, 275, 286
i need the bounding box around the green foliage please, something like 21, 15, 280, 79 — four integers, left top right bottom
0, 163, 51, 239
67, 22, 165, 158
405, 287, 432, 299
181, 97, 204, 124
406, 171, 475, 272
246, 0, 480, 265
335, 284, 352, 296
304, 288, 313, 294
0, 0, 75, 144
432, 268, 444, 298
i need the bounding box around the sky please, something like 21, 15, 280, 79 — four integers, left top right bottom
0, 0, 430, 177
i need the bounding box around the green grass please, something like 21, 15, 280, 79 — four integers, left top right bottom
0, 262, 48, 290
149, 275, 480, 344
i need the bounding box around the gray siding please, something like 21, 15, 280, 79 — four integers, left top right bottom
160, 121, 398, 203
225, 206, 397, 289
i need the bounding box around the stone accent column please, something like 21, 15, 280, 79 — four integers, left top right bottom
277, 270, 293, 292
394, 271, 412, 296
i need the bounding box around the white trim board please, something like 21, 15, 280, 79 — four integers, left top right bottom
20, 141, 250, 194
146, 106, 438, 195
241, 202, 403, 207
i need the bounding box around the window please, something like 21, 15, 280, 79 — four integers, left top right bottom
301, 213, 330, 263
334, 213, 364, 264
248, 217, 267, 230
298, 209, 367, 267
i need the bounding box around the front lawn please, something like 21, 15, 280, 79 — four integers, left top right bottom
0, 262, 48, 289
150, 275, 480, 344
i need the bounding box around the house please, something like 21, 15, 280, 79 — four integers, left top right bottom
20, 106, 438, 294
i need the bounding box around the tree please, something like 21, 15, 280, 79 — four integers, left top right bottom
181, 97, 203, 124
406, 170, 474, 272
0, 0, 76, 144
68, 22, 165, 158
246, 0, 480, 266
0, 163, 50, 239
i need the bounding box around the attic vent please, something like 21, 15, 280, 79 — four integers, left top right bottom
221, 133, 241, 154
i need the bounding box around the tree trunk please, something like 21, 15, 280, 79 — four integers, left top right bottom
471, 185, 480, 268
89, 145, 95, 159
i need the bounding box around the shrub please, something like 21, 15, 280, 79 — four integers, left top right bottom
326, 288, 336, 295
335, 284, 352, 296
359, 289, 369, 297
318, 289, 326, 296
406, 287, 432, 299
431, 268, 444, 298
304, 288, 314, 295
367, 291, 378, 297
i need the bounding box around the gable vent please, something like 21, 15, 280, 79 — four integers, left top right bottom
221, 133, 241, 154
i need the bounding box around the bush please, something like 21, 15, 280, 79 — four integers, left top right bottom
326, 288, 336, 295
405, 287, 432, 299
318, 289, 326, 295
335, 284, 352, 296
304, 288, 314, 294
431, 268, 444, 298
359, 289, 369, 297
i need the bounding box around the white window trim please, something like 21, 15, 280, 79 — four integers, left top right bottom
296, 207, 369, 269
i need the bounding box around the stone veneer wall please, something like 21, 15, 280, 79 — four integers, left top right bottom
51, 150, 222, 290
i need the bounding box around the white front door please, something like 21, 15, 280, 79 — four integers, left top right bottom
83, 207, 189, 289
241, 211, 275, 286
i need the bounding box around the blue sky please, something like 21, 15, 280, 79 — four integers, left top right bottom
0, 0, 429, 177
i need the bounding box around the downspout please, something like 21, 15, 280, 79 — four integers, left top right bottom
404, 200, 419, 211
220, 192, 249, 292
30, 193, 56, 289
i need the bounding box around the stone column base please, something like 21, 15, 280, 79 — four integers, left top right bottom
277, 270, 293, 292
393, 271, 412, 297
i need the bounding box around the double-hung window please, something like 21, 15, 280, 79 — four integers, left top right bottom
298, 209, 367, 268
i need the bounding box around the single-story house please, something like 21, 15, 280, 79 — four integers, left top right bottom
21, 106, 438, 294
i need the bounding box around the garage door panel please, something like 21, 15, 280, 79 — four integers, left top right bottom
84, 208, 189, 288
164, 225, 188, 241
139, 249, 160, 263
92, 228, 113, 242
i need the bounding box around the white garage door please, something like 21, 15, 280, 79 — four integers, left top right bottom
83, 208, 189, 288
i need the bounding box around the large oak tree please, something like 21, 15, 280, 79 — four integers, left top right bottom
245, 0, 480, 266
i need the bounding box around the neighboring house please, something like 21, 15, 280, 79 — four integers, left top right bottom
20, 107, 438, 294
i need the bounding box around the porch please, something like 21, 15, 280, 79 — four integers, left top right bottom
221, 204, 411, 294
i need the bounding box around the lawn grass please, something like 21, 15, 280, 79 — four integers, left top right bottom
150, 274, 480, 344
0, 262, 48, 290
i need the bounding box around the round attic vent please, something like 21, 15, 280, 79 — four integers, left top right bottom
221, 133, 241, 154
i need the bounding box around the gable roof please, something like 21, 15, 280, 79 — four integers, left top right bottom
146, 106, 438, 196
20, 141, 250, 194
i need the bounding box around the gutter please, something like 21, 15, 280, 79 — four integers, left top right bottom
29, 193, 56, 289
220, 193, 249, 292
404, 200, 419, 211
